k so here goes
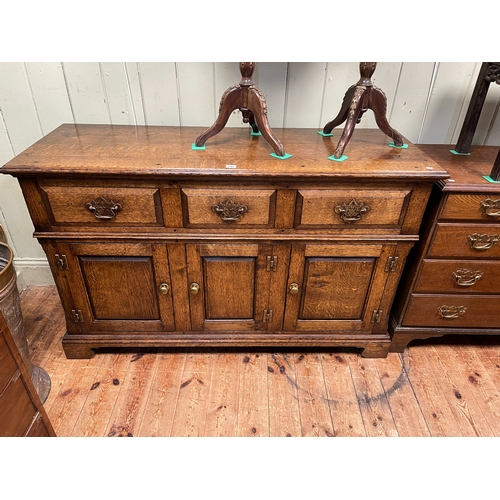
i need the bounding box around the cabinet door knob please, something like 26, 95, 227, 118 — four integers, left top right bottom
189, 282, 200, 294
289, 282, 300, 295
159, 283, 170, 294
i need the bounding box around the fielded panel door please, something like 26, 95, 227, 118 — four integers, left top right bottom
55, 242, 175, 333
185, 243, 289, 332
283, 243, 395, 332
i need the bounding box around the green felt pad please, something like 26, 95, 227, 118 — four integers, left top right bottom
250, 131, 262, 136
270, 153, 292, 160
483, 176, 500, 183
317, 131, 334, 137
191, 143, 206, 150
328, 155, 348, 162
450, 150, 471, 155
389, 142, 408, 149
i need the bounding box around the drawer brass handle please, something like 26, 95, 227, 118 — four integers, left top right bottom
189, 282, 200, 295
452, 269, 483, 286
438, 305, 467, 319
159, 283, 170, 294
212, 198, 248, 223
467, 233, 499, 250
334, 199, 370, 224
479, 198, 500, 217
85, 196, 122, 221
289, 283, 300, 295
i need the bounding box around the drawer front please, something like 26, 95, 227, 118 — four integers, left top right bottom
441, 193, 500, 221
0, 371, 36, 436
403, 294, 500, 328
428, 223, 500, 258
40, 184, 163, 227
295, 188, 411, 229
181, 188, 276, 228
0, 334, 18, 394
415, 259, 500, 294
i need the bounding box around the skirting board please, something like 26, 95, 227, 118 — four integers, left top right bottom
13, 258, 55, 291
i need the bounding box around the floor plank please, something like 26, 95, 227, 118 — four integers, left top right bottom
236, 353, 270, 437
267, 352, 302, 437
203, 352, 241, 437
431, 344, 495, 437
349, 355, 399, 436
137, 353, 186, 437
294, 352, 335, 437
320, 352, 366, 437
170, 353, 214, 437
403, 346, 466, 436
375, 352, 431, 437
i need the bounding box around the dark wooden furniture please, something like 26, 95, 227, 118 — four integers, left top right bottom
322, 62, 404, 159
0, 124, 447, 359
0, 310, 55, 436
390, 144, 500, 351
195, 62, 286, 157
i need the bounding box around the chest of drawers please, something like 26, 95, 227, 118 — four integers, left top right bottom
1, 125, 447, 359
390, 144, 500, 351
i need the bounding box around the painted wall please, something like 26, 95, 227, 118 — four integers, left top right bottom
1, 62, 499, 286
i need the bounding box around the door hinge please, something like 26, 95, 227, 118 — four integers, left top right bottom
371, 310, 383, 323
266, 255, 278, 272
262, 309, 274, 323
385, 256, 399, 272
71, 309, 84, 323
55, 253, 69, 270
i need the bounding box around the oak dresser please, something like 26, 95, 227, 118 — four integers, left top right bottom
390, 144, 500, 351
0, 124, 447, 359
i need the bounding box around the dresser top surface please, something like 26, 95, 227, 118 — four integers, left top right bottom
418, 144, 500, 193
1, 124, 448, 181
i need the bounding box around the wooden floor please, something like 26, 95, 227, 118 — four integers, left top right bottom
22, 286, 500, 437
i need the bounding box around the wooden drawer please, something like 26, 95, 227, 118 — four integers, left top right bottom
428, 223, 500, 258
39, 182, 163, 227
440, 193, 500, 221
295, 188, 411, 229
415, 259, 500, 294
0, 370, 36, 437
181, 188, 276, 228
0, 334, 18, 394
403, 294, 500, 328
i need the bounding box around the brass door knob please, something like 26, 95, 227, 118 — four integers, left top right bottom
289, 282, 299, 295
189, 282, 200, 295
159, 283, 170, 294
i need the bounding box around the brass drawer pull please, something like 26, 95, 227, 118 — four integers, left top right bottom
212, 198, 248, 223
334, 199, 370, 224
467, 233, 499, 250
438, 305, 467, 319
85, 196, 122, 220
480, 198, 500, 217
289, 283, 299, 295
159, 283, 170, 294
452, 269, 483, 286
189, 282, 200, 295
